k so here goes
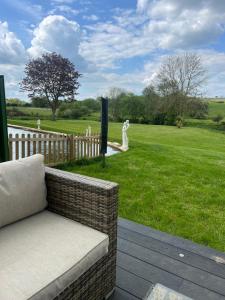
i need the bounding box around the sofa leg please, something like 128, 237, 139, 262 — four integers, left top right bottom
104, 287, 115, 299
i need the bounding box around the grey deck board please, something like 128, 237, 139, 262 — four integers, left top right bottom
118, 226, 225, 279
118, 218, 225, 262
118, 238, 225, 296
116, 266, 151, 299
118, 251, 183, 291
117, 247, 225, 300
112, 218, 225, 300
109, 287, 139, 300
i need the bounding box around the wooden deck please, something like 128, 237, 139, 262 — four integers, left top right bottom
110, 218, 225, 300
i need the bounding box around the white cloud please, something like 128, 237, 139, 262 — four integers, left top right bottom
137, 0, 149, 12
198, 50, 225, 97
81, 0, 225, 71
79, 70, 145, 99
83, 15, 99, 21
0, 21, 27, 65
80, 49, 225, 99
28, 15, 88, 71
80, 20, 155, 69
137, 0, 225, 49
51, 0, 76, 4
0, 64, 27, 99
80, 0, 225, 70
49, 5, 79, 16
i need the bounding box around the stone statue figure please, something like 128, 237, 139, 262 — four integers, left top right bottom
122, 120, 129, 150
88, 126, 91, 136
86, 126, 91, 137
37, 119, 41, 130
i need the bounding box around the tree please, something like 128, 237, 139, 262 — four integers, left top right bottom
81, 98, 101, 112
143, 53, 208, 125
122, 95, 144, 123
156, 53, 207, 97
107, 87, 129, 121
107, 87, 127, 100
21, 52, 81, 120
31, 96, 49, 108
6, 98, 27, 107
58, 102, 90, 119
142, 85, 161, 123
187, 98, 208, 119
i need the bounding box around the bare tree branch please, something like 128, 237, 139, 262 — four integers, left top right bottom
156, 53, 207, 97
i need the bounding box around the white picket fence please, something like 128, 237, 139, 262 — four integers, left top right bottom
8, 133, 100, 165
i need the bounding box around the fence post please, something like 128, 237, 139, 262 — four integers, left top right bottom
69, 135, 74, 161
0, 75, 9, 162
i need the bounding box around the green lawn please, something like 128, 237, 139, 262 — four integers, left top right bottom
8, 119, 225, 251
208, 101, 225, 118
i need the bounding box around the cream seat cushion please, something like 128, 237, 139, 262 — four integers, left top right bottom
0, 154, 47, 228
0, 210, 109, 300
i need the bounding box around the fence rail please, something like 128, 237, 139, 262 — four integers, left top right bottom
9, 133, 100, 165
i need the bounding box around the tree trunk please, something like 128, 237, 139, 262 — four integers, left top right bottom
51, 108, 57, 121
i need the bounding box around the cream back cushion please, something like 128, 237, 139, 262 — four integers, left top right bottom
0, 154, 47, 228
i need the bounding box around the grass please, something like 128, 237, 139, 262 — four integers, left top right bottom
7, 106, 52, 117
208, 101, 225, 118
8, 119, 102, 135
9, 118, 225, 251
7, 106, 100, 121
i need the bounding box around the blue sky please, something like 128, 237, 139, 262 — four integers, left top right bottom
1, 0, 225, 100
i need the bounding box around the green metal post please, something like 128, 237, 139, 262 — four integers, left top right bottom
0, 75, 9, 162
100, 97, 108, 167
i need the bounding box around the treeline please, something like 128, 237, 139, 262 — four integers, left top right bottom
58, 99, 100, 119
57, 90, 208, 125
108, 87, 208, 125
6, 98, 31, 107
7, 92, 208, 126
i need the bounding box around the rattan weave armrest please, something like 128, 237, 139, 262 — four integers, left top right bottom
45, 167, 118, 299
45, 167, 118, 241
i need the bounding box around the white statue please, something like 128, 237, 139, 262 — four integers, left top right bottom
88, 126, 91, 136
122, 120, 129, 150
85, 126, 92, 137
37, 119, 41, 130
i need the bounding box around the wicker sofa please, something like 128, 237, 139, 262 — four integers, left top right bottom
0, 155, 118, 300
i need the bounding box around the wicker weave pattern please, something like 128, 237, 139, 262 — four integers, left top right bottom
45, 167, 118, 300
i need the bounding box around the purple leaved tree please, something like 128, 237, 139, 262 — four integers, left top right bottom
21, 52, 81, 120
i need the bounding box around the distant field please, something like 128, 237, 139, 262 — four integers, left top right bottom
6, 106, 100, 121
208, 101, 225, 118
18, 107, 52, 116
6, 106, 52, 118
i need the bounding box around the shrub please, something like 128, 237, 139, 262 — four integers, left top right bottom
58, 102, 90, 119
6, 98, 27, 107
187, 98, 208, 119
7, 108, 26, 117
212, 114, 223, 124
31, 96, 49, 108
176, 116, 184, 128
